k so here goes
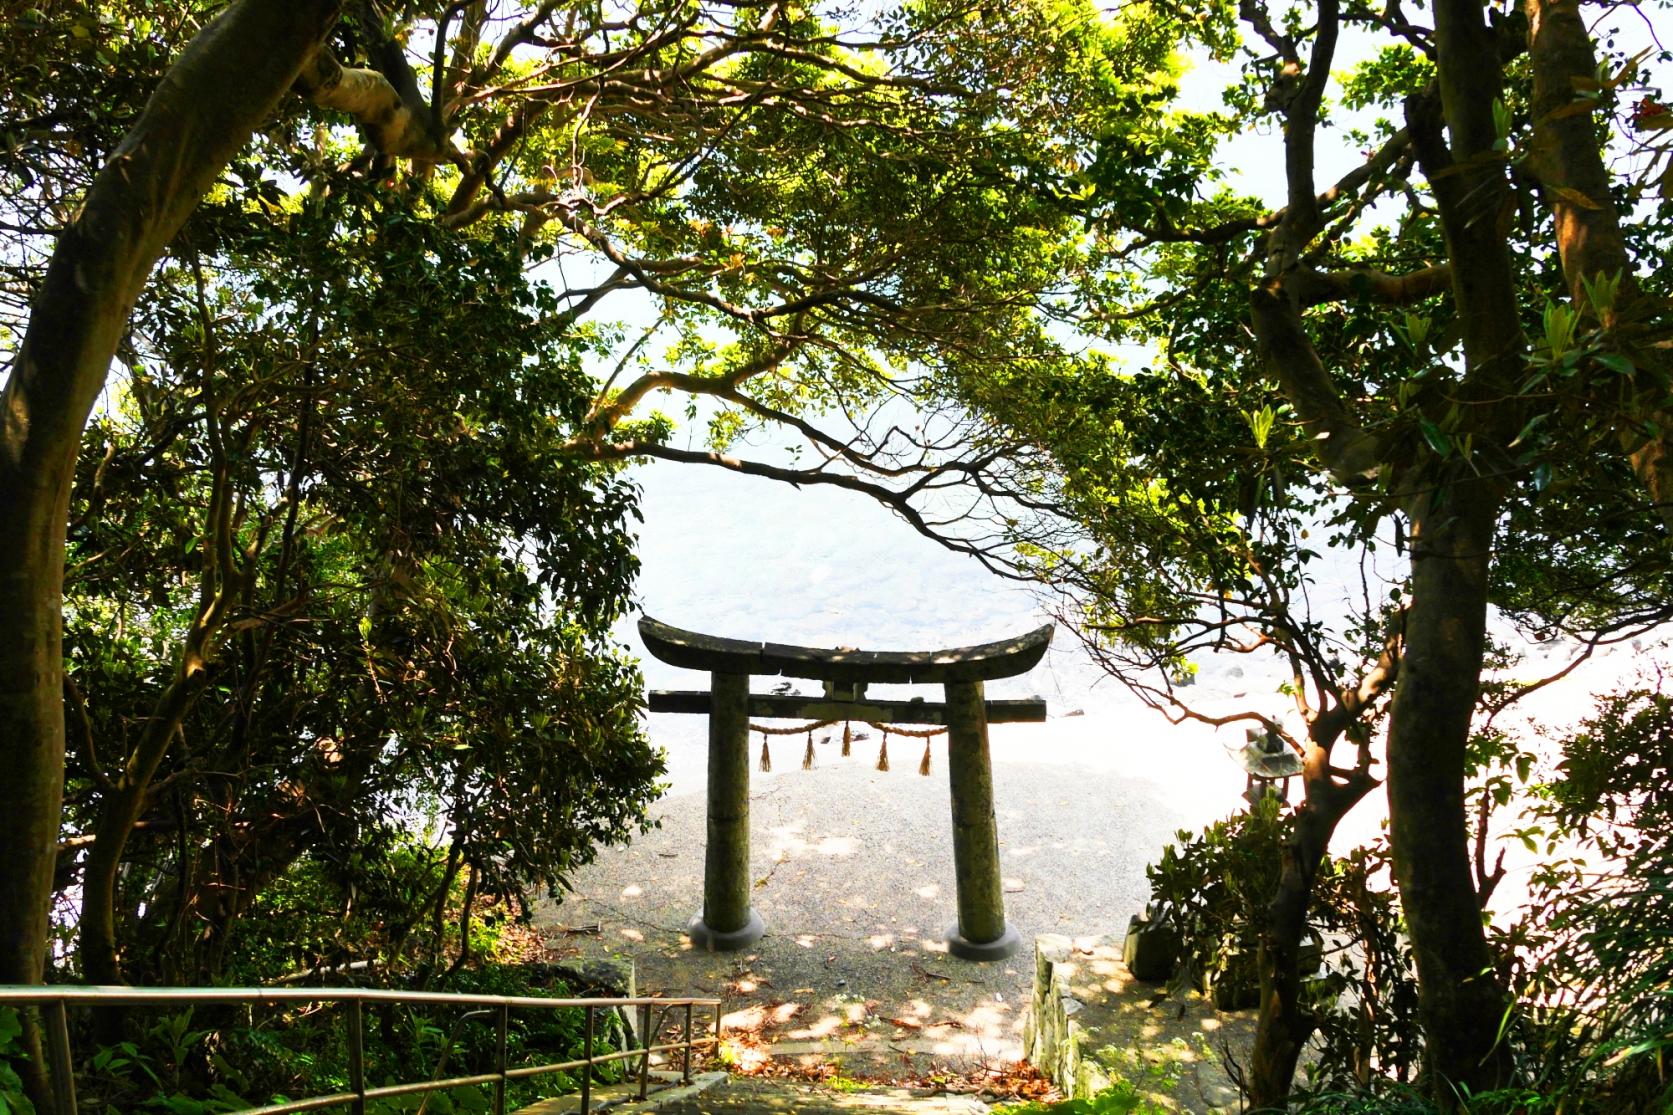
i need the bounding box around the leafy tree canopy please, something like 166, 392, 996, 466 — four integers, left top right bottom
1, 0, 1181, 994
902, 0, 1673, 1105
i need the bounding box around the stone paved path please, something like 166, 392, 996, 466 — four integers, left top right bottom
644, 1077, 992, 1114
537, 755, 1198, 1074
514, 1074, 993, 1115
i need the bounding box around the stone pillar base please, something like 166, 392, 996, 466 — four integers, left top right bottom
687, 909, 765, 952
946, 922, 1022, 962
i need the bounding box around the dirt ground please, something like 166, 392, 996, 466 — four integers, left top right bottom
532, 737, 1246, 1098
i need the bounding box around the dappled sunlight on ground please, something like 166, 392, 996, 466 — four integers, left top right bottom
764, 821, 863, 859
1029, 935, 1258, 1112
535, 754, 1198, 1078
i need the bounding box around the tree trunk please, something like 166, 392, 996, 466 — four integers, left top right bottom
1524, 0, 1673, 523
1247, 799, 1331, 1108
80, 674, 212, 988
1247, 767, 1376, 1108
1386, 488, 1514, 1104
0, 0, 341, 1030
1381, 6, 1524, 1103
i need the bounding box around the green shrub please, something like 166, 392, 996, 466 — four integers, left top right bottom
1143, 794, 1288, 1000
991, 1081, 1159, 1114
1143, 797, 1424, 1096
224, 831, 535, 987
1301, 842, 1420, 1093
1277, 1083, 1436, 1114
1496, 687, 1673, 1111
0, 1008, 36, 1115
67, 966, 627, 1114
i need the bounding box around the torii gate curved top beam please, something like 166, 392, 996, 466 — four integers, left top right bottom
638, 616, 1054, 684
637, 615, 1053, 963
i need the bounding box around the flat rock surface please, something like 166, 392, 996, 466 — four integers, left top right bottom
514, 1072, 993, 1115
534, 739, 1210, 1076
641, 1077, 993, 1113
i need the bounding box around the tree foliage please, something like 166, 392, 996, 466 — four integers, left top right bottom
919, 0, 1673, 1106
0, 0, 1150, 1011
58, 180, 657, 986
8, 1, 1673, 1110
1502, 685, 1673, 1110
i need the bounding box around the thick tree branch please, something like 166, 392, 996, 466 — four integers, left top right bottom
1283, 0, 1340, 238
1293, 263, 1452, 307
1526, 0, 1673, 528
1314, 618, 1403, 746
1251, 280, 1383, 485
295, 45, 451, 161
1128, 126, 1411, 252
0, 3, 343, 1053
579, 337, 798, 436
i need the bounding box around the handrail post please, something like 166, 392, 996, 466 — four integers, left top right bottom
346, 999, 366, 1115
682, 1002, 693, 1083
494, 1003, 510, 1115
579, 1005, 593, 1114
44, 1000, 77, 1115
637, 1004, 651, 1099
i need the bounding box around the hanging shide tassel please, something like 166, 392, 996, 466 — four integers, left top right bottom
841, 722, 852, 757
803, 730, 816, 770
876, 729, 890, 772
919, 737, 932, 776
759, 733, 772, 772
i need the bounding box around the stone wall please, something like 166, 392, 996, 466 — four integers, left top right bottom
1023, 934, 1251, 1114
1023, 934, 1121, 1100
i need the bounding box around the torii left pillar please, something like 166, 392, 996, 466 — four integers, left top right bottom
943, 679, 1020, 960
688, 670, 765, 950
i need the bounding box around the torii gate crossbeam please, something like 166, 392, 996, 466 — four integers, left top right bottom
639, 616, 1052, 962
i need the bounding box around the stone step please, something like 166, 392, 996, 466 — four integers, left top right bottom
514, 1072, 993, 1115
640, 1077, 993, 1114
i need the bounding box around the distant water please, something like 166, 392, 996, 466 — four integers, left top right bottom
615, 456, 1298, 825
624, 460, 1058, 690
615, 457, 1664, 910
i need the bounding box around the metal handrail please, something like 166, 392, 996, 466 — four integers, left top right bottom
0, 985, 724, 1115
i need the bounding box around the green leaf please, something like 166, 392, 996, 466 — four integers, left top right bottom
1595, 352, 1634, 377
1508, 412, 1548, 449
1419, 420, 1452, 457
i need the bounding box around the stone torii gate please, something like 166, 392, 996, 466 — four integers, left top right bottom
639, 616, 1053, 962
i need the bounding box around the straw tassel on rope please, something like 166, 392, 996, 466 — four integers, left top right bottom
877, 729, 890, 772
841, 721, 852, 757
919, 737, 932, 777
748, 719, 840, 772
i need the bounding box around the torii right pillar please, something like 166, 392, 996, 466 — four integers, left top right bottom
943, 679, 1021, 960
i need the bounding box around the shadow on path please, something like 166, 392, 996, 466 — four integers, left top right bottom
535, 754, 1194, 1078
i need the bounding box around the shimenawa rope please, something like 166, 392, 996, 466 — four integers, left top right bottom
747, 718, 947, 774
